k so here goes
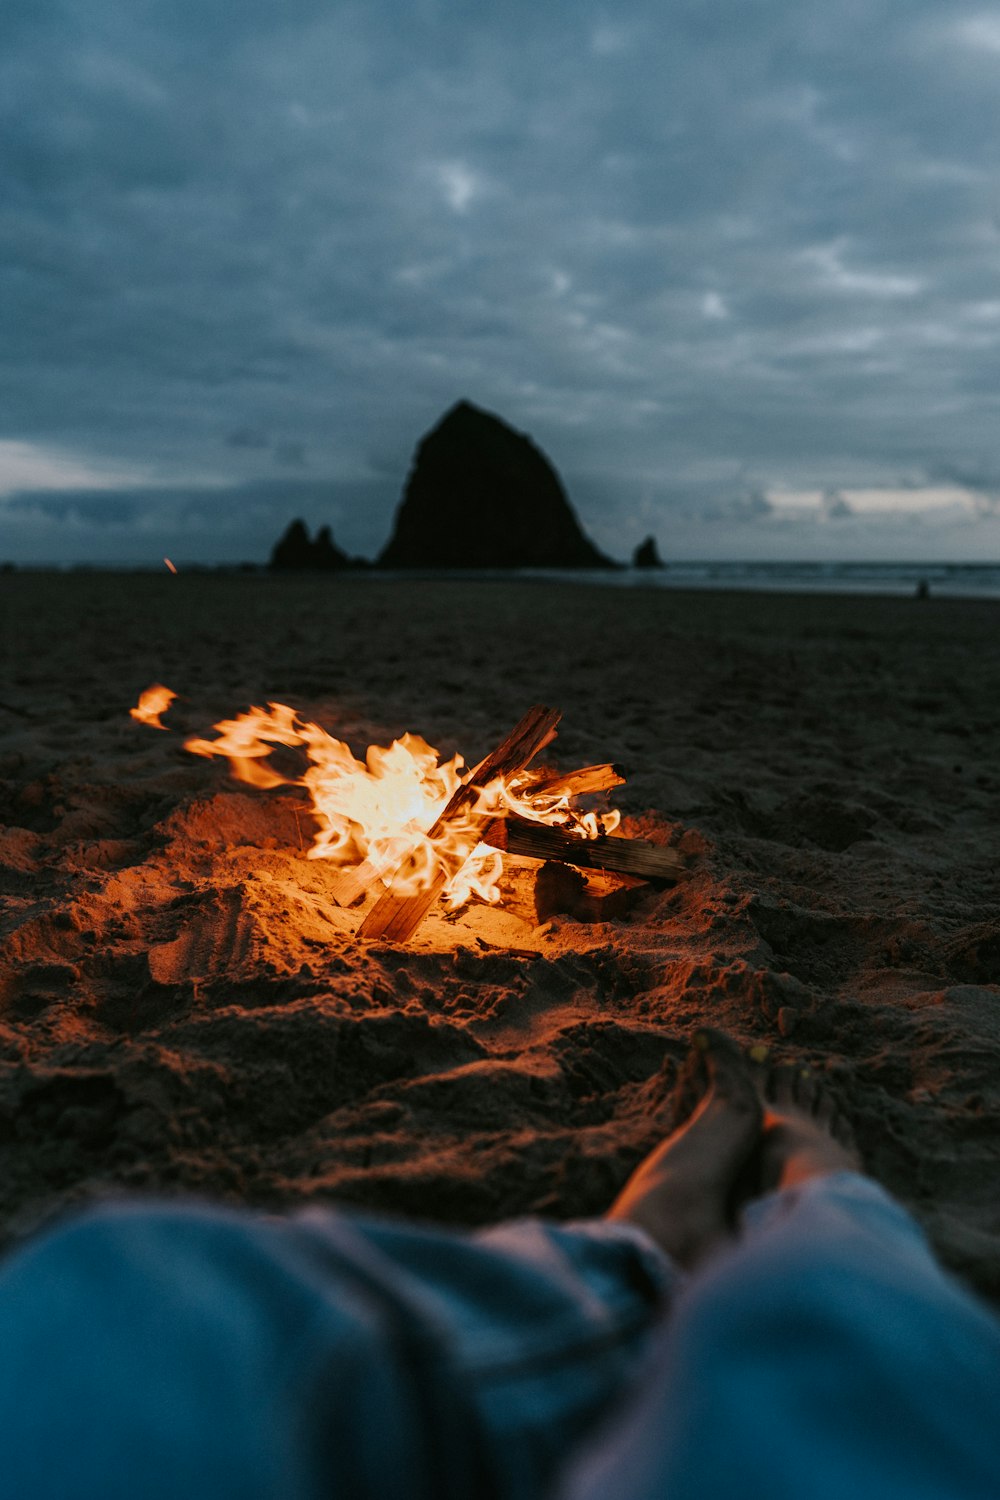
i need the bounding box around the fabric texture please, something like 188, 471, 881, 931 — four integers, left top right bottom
3, 1171, 1000, 1499
564, 1171, 1000, 1500
0, 1199, 671, 1500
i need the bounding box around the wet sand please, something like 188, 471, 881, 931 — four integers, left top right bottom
1, 570, 999, 1297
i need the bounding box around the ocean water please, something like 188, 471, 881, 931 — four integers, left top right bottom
509, 561, 1000, 599
34, 560, 1000, 599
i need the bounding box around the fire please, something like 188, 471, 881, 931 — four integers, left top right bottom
146, 695, 617, 911
504, 774, 620, 842
129, 683, 177, 730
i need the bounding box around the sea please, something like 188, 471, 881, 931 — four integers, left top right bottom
510, 561, 1000, 600
30, 560, 1000, 599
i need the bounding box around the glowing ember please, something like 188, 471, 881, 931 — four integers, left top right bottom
133, 689, 619, 912
129, 684, 177, 730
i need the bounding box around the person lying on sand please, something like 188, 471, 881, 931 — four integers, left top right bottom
1, 1031, 998, 1500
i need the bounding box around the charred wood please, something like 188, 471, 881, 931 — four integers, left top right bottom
480, 811, 685, 882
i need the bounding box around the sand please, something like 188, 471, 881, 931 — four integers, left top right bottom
1, 571, 999, 1298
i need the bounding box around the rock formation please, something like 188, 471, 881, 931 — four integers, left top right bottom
633, 535, 665, 569
269, 519, 352, 571
377, 400, 615, 569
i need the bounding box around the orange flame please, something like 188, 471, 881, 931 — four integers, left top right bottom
501, 775, 621, 841
137, 691, 617, 910
129, 684, 177, 730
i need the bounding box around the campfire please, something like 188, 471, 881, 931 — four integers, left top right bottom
133, 690, 684, 941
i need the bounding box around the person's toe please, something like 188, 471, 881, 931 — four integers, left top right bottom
696, 1029, 759, 1113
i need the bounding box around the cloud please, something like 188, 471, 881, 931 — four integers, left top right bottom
690, 489, 775, 524
0, 473, 397, 565
433, 161, 483, 215
700, 291, 729, 321
273, 441, 307, 467
820, 491, 854, 521
4, 1, 1000, 563
226, 427, 270, 450
801, 243, 924, 300
5, 492, 140, 527
0, 440, 149, 497
922, 456, 1000, 502
951, 13, 1000, 54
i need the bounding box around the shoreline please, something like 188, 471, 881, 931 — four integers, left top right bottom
5, 562, 1000, 601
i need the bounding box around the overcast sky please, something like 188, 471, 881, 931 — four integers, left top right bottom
4, 0, 1000, 565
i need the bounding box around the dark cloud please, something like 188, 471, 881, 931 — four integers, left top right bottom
820, 491, 853, 521
924, 457, 1000, 501
5, 493, 140, 527
0, 477, 393, 565
4, 1, 1000, 562
227, 428, 270, 450
666, 488, 776, 525
273, 442, 308, 468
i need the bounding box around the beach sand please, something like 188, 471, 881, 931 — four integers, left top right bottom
1, 571, 999, 1297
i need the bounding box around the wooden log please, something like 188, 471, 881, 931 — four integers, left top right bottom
357, 706, 561, 942
512, 762, 627, 799
534, 863, 648, 924
324, 859, 382, 908
480, 811, 686, 882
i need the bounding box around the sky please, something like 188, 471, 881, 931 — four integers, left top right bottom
4, 0, 1000, 566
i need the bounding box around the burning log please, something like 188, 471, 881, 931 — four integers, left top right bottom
512, 763, 626, 798
324, 859, 381, 908
480, 811, 685, 882
357, 705, 561, 943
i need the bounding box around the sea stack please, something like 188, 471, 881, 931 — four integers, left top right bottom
269, 519, 351, 570
377, 400, 615, 569
633, 535, 665, 569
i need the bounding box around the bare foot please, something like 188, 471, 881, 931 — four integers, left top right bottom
608, 1029, 762, 1270
756, 1060, 860, 1193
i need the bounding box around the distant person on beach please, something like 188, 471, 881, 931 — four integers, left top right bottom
1, 1032, 998, 1500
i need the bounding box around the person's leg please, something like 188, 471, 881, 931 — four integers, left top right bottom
0, 1032, 758, 1500
0, 1192, 682, 1500
0, 1197, 477, 1500
607, 1027, 763, 1268
0, 1187, 674, 1500
436, 1027, 761, 1494
563, 1066, 1000, 1500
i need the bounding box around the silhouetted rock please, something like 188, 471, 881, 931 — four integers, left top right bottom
633, 535, 665, 569
269, 519, 352, 571
378, 400, 616, 569
312, 525, 350, 569
271, 519, 312, 569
